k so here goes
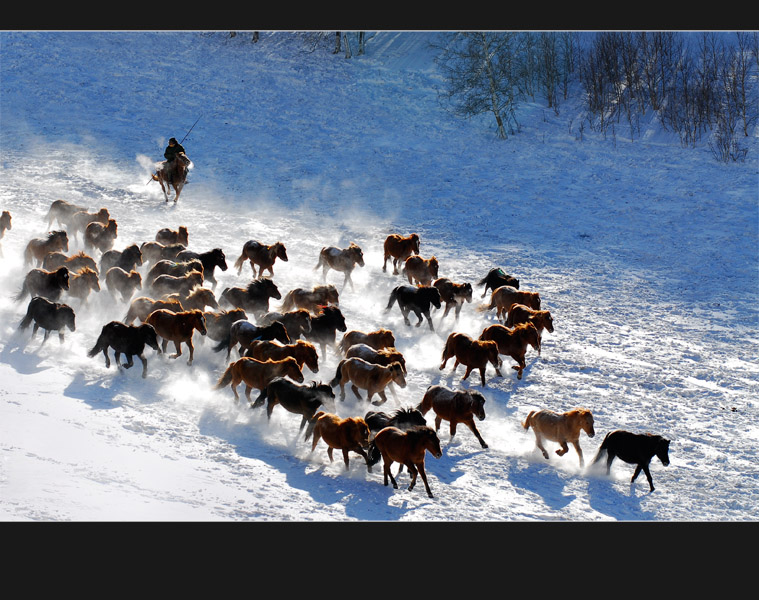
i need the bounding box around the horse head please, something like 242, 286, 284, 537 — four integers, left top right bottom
467, 390, 487, 420
61, 305, 76, 332
140, 323, 161, 352
390, 362, 407, 388
191, 310, 207, 336
55, 267, 70, 289
576, 409, 595, 438
655, 436, 671, 466
274, 242, 288, 262
212, 248, 228, 271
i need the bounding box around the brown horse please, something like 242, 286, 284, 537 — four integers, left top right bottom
178, 286, 219, 311
43, 251, 99, 275
15, 267, 69, 302
84, 219, 118, 253
338, 328, 396, 354
418, 384, 489, 448
145, 308, 207, 365
403, 255, 439, 286
150, 270, 204, 299
24, 230, 69, 266
153, 153, 190, 203
440, 332, 502, 387
202, 308, 248, 342
345, 343, 406, 374
105, 267, 142, 302
214, 356, 304, 404
314, 243, 365, 291
433, 277, 473, 322
246, 339, 319, 373
522, 408, 596, 467
330, 357, 406, 405
479, 322, 540, 379
124, 296, 184, 324
140, 240, 186, 265
481, 285, 541, 321
67, 267, 101, 302
383, 232, 420, 274
213, 319, 291, 359
505, 304, 554, 347
155, 225, 189, 246
233, 240, 288, 277
146, 258, 204, 286
373, 425, 443, 498
70, 208, 110, 239
45, 199, 86, 229
305, 412, 371, 471
258, 309, 312, 340
280, 284, 339, 314
100, 244, 143, 276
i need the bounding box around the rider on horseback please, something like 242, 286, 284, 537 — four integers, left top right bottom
161, 137, 186, 184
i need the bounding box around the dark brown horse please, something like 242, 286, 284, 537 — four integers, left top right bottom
45, 199, 86, 228
88, 321, 161, 378
478, 267, 520, 297
314, 243, 365, 291
433, 277, 473, 322
303, 306, 347, 359
175, 247, 228, 289
479, 322, 541, 379
202, 308, 248, 342
70, 208, 110, 239
280, 284, 339, 314
305, 412, 371, 471
18, 296, 76, 344
84, 218, 118, 253
24, 230, 69, 266
338, 328, 396, 354
214, 356, 304, 404
153, 153, 190, 203
150, 270, 204, 299
105, 267, 142, 303
155, 225, 189, 246
43, 251, 98, 275
365, 407, 428, 469
99, 244, 143, 276
418, 385, 488, 448
522, 408, 596, 467
124, 296, 185, 324
386, 284, 442, 331
591, 430, 671, 492
257, 309, 312, 340
233, 240, 288, 277
145, 308, 207, 365
330, 357, 406, 405
403, 255, 439, 286
246, 339, 319, 373
373, 425, 443, 498
140, 241, 186, 265
213, 319, 291, 359
383, 232, 420, 274
146, 258, 204, 286
15, 267, 69, 302
220, 278, 281, 316
253, 377, 336, 431
440, 332, 502, 387
67, 267, 101, 303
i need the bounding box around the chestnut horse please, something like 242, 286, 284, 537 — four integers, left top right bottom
124, 296, 184, 324
478, 322, 541, 379
280, 284, 339, 314
105, 267, 142, 302
214, 356, 304, 404
383, 232, 420, 274
505, 304, 554, 345
84, 218, 118, 253
440, 332, 502, 387
153, 153, 190, 203
373, 425, 443, 498
481, 285, 541, 321
314, 243, 365, 291
330, 357, 406, 405
18, 296, 76, 344
433, 278, 473, 323
233, 240, 288, 277
591, 430, 671, 492
522, 408, 596, 467
253, 377, 336, 431
24, 230, 69, 266
15, 267, 69, 302
338, 328, 396, 354
403, 255, 439, 286
305, 411, 371, 471
246, 339, 319, 373
145, 308, 207, 365
67, 267, 101, 303
88, 321, 160, 378
418, 384, 489, 448
155, 225, 189, 246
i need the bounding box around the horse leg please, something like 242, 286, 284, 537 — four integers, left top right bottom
406, 463, 418, 492
605, 452, 616, 475
461, 366, 473, 381
434, 415, 443, 432
400, 307, 411, 326
350, 384, 363, 401
244, 385, 254, 406
556, 440, 569, 457
372, 389, 388, 406
186, 339, 194, 365
101, 348, 111, 368
465, 419, 488, 448
341, 448, 351, 469
123, 355, 135, 369
535, 434, 550, 460
640, 462, 655, 491
139, 355, 148, 378
170, 340, 182, 359
449, 420, 458, 440
424, 311, 434, 331
417, 462, 434, 498
327, 446, 335, 463
572, 441, 585, 467
383, 460, 398, 489
478, 367, 487, 386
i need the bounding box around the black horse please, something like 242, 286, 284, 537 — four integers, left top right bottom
220, 278, 281, 316
252, 377, 337, 431
304, 306, 347, 359
18, 296, 76, 344
385, 284, 441, 331
478, 267, 520, 298
212, 319, 290, 358
591, 430, 671, 492
99, 244, 143, 276
88, 321, 161, 378
365, 407, 428, 468
175, 248, 228, 289
15, 267, 69, 302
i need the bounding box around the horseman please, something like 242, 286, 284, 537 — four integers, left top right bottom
160, 137, 186, 184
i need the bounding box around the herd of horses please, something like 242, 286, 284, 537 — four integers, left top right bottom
3, 200, 672, 499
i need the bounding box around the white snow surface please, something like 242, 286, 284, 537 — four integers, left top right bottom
0, 31, 757, 522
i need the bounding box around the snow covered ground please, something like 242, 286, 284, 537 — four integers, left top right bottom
0, 31, 757, 521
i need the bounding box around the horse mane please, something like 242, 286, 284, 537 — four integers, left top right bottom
75, 266, 97, 276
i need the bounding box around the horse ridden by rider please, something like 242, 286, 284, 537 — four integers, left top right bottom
153, 137, 192, 203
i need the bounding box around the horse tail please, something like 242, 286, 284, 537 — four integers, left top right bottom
87, 332, 108, 358
303, 411, 326, 441
330, 359, 347, 388
522, 410, 536, 431
214, 364, 234, 390
476, 295, 496, 313
13, 282, 29, 303
18, 301, 35, 330
590, 431, 612, 465
233, 252, 246, 273
385, 287, 399, 311
314, 248, 326, 271
280, 290, 294, 312
212, 335, 230, 354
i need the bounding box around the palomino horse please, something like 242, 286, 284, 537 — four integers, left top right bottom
214, 356, 304, 404
15, 267, 69, 302
18, 296, 76, 344
418, 384, 489, 448
155, 226, 189, 246
522, 408, 596, 467
252, 377, 336, 431
478, 322, 541, 379
478, 267, 520, 297
280, 284, 339, 314
330, 357, 406, 405
433, 277, 473, 323
305, 411, 372, 471
373, 425, 443, 498
386, 285, 442, 331
591, 430, 671, 492
314, 243, 365, 291
245, 339, 319, 373
440, 332, 502, 387
153, 153, 191, 203
383, 232, 420, 274
233, 240, 288, 277
100, 244, 143, 275
338, 328, 396, 354
67, 267, 101, 303
124, 296, 184, 324
105, 267, 142, 303
24, 230, 69, 266
480, 285, 541, 321
88, 321, 161, 378
403, 255, 439, 286
145, 308, 207, 365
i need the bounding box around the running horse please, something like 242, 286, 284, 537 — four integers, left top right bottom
152, 153, 191, 203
